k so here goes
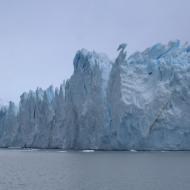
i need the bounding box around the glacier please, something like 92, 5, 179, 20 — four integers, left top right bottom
0, 40, 190, 150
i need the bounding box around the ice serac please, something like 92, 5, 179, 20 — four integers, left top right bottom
64, 49, 112, 149
108, 40, 190, 150
0, 102, 18, 147
0, 41, 190, 150
12, 84, 66, 148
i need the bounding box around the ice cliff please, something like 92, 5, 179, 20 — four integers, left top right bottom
0, 41, 190, 150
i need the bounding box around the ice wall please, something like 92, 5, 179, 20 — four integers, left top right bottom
0, 41, 190, 150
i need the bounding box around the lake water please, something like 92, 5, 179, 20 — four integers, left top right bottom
0, 149, 190, 190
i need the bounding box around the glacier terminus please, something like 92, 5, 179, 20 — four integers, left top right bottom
0, 40, 190, 150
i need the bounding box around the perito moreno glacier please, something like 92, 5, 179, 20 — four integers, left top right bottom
1, 40, 190, 150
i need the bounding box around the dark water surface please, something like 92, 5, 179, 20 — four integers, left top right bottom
0, 149, 190, 190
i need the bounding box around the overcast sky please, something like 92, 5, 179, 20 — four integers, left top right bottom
0, 0, 189, 103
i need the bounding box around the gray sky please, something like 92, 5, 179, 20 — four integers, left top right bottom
0, 0, 189, 103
